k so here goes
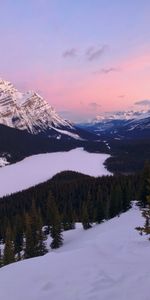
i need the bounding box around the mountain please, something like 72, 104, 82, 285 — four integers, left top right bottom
0, 79, 72, 133
0, 78, 93, 141
92, 110, 148, 122
0, 203, 149, 300
77, 110, 150, 139
76, 111, 150, 173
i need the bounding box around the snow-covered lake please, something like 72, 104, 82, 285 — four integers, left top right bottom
0, 148, 111, 197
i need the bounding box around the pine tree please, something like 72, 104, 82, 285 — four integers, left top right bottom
24, 213, 35, 258
110, 184, 122, 218
36, 211, 48, 256
24, 198, 41, 258
63, 203, 75, 231
136, 178, 150, 238
139, 161, 150, 205
0, 248, 3, 268
82, 202, 92, 230
3, 227, 15, 266
95, 186, 105, 224
50, 221, 63, 249
14, 215, 24, 261
47, 193, 63, 249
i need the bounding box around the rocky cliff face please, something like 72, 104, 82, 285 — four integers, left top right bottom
0, 79, 73, 134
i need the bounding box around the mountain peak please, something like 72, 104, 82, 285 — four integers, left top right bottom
0, 78, 73, 134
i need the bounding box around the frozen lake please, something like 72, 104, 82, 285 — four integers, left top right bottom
0, 148, 111, 197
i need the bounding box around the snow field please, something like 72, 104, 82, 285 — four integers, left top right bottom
0, 203, 149, 300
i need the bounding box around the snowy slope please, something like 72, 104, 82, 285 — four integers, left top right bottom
0, 148, 110, 197
0, 203, 149, 300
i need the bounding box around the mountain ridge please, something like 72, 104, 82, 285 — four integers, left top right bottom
0, 78, 74, 134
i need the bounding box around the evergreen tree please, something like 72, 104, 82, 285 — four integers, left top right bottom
14, 215, 24, 261
24, 198, 41, 258
139, 161, 150, 205
136, 178, 150, 237
36, 212, 48, 256
0, 248, 3, 268
63, 203, 75, 231
24, 213, 35, 259
110, 184, 122, 218
48, 194, 63, 249
3, 227, 15, 266
82, 202, 92, 230
95, 186, 105, 223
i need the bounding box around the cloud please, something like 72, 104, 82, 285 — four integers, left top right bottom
93, 66, 120, 75
89, 102, 101, 110
118, 94, 125, 98
134, 99, 150, 106
62, 48, 77, 58
100, 67, 119, 74
62, 44, 108, 61
86, 45, 108, 61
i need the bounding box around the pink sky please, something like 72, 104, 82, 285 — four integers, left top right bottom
1, 1, 150, 121
10, 48, 150, 121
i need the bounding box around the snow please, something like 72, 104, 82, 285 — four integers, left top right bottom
0, 203, 149, 300
52, 127, 84, 140
93, 110, 150, 123
0, 148, 111, 197
0, 157, 9, 167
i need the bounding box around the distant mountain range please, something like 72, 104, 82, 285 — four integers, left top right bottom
77, 110, 150, 139
92, 110, 150, 122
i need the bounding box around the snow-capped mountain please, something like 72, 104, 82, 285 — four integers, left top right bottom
0, 79, 73, 135
78, 109, 150, 139
92, 110, 150, 123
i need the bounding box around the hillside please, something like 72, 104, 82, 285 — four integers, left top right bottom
0, 203, 148, 300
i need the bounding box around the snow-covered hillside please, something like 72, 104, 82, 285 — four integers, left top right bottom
0, 203, 148, 300
0, 148, 110, 197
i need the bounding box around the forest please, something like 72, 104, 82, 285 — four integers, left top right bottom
0, 164, 149, 267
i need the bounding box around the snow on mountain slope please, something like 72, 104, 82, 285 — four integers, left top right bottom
79, 109, 150, 139
0, 148, 110, 197
92, 110, 150, 123
52, 127, 83, 140
0, 203, 149, 300
0, 78, 73, 134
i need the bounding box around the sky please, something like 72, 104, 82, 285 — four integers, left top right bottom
0, 0, 150, 121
